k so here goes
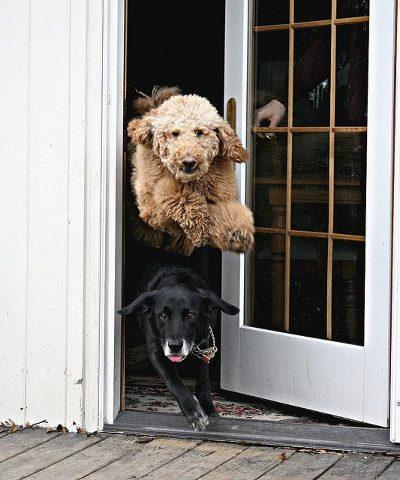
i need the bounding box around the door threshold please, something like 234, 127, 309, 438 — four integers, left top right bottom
104, 411, 400, 454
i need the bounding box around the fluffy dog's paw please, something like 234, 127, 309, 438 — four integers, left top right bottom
184, 400, 209, 431
228, 228, 254, 253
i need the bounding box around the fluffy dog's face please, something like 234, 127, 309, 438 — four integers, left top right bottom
128, 94, 248, 182
118, 285, 239, 363
154, 124, 220, 182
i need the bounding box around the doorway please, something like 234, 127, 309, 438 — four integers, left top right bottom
122, 0, 225, 411
119, 0, 394, 430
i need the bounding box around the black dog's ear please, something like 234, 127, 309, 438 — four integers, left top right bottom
117, 290, 157, 315
197, 289, 239, 316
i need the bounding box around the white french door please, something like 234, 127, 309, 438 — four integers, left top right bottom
221, 0, 395, 426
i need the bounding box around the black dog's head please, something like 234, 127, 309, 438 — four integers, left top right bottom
118, 285, 239, 363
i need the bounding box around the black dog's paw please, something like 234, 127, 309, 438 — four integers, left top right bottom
184, 398, 209, 431
196, 392, 219, 418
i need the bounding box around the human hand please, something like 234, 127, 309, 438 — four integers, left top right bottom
255, 99, 286, 138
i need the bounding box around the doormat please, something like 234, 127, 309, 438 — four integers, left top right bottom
125, 375, 357, 425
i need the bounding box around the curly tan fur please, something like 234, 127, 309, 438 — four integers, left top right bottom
128, 89, 254, 255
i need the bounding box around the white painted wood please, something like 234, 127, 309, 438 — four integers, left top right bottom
66, 0, 88, 429
101, 0, 125, 426
83, 0, 107, 433
0, 0, 108, 431
221, 0, 395, 426
239, 328, 364, 421
0, 0, 30, 426
362, 0, 395, 427
25, 0, 71, 425
221, 0, 250, 393
390, 0, 400, 444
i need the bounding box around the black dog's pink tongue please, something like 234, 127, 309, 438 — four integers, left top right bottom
168, 355, 184, 363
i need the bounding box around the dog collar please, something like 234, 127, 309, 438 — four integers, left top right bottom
191, 325, 218, 364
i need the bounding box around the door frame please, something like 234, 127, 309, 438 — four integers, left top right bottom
221, 0, 396, 427
100, 0, 400, 438
100, 0, 125, 427
390, 0, 400, 444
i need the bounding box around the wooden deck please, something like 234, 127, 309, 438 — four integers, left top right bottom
0, 429, 399, 479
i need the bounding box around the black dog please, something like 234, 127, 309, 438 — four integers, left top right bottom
118, 263, 239, 430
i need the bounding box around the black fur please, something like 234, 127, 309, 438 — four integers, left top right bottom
118, 262, 239, 430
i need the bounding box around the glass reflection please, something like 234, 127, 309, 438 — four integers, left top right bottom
255, 0, 290, 26
295, 0, 331, 22
334, 134, 366, 235
251, 234, 286, 330
290, 237, 327, 339
254, 31, 289, 127
253, 134, 287, 228
332, 241, 365, 345
336, 24, 369, 126
291, 134, 329, 232
293, 28, 331, 126
337, 0, 369, 18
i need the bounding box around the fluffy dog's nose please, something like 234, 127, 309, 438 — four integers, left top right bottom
169, 341, 183, 354
182, 160, 197, 173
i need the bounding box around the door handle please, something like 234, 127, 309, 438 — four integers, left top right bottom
227, 97, 237, 132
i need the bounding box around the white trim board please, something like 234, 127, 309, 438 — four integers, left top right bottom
390, 0, 400, 444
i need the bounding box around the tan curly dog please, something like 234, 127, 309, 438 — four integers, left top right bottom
128, 87, 254, 255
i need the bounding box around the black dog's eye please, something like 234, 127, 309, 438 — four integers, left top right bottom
171, 131, 180, 137
186, 311, 195, 320
195, 130, 203, 137
158, 312, 168, 320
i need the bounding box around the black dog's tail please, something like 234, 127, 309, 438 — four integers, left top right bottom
133, 86, 181, 116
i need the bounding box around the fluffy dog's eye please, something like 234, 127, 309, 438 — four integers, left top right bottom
195, 130, 203, 137
171, 131, 180, 137
186, 311, 195, 320
158, 312, 167, 320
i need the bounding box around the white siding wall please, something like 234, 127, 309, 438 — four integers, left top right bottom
0, 0, 105, 430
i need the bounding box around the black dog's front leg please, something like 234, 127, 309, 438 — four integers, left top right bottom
195, 360, 219, 417
148, 350, 209, 431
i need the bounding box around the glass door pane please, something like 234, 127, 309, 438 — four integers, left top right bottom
248, 0, 369, 345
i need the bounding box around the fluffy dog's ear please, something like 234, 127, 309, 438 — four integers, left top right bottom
216, 122, 248, 163
127, 117, 153, 148
197, 289, 239, 316
117, 290, 157, 315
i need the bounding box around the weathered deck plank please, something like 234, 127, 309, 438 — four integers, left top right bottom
318, 453, 394, 479
0, 432, 102, 480
377, 460, 400, 479
198, 446, 294, 480
257, 451, 342, 479
0, 429, 59, 463
24, 434, 138, 480
0, 430, 398, 480
139, 441, 246, 480
84, 437, 201, 480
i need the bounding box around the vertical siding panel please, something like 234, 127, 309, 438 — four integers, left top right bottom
66, 0, 87, 428
83, 0, 104, 432
25, 0, 71, 425
0, 0, 30, 424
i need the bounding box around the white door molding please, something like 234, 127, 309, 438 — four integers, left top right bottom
100, 0, 125, 427
390, 0, 400, 444
83, 0, 124, 432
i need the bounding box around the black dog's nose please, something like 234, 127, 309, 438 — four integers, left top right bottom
183, 160, 197, 173
169, 341, 183, 354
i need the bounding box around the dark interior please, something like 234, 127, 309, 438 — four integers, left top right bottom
123, 0, 226, 396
